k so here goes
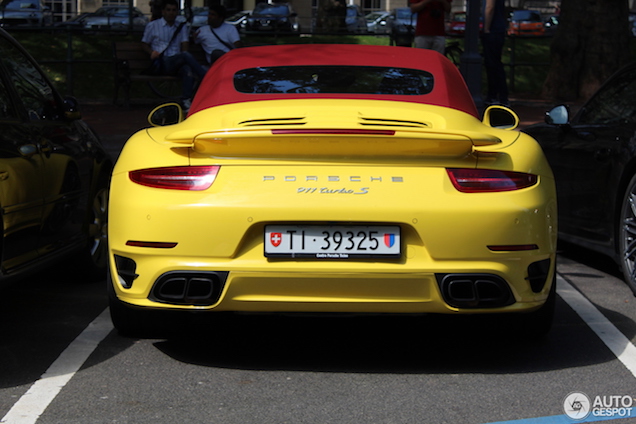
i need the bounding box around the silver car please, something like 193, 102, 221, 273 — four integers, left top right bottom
0, 0, 52, 27
78, 6, 148, 31
365, 11, 390, 34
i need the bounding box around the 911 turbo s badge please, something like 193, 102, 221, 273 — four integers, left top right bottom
297, 187, 369, 195
264, 175, 403, 195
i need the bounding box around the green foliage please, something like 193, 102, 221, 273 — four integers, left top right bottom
504, 36, 552, 95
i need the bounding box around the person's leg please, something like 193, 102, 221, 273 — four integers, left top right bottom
161, 53, 184, 76
414, 35, 432, 49
180, 51, 207, 79
482, 32, 508, 105
176, 63, 195, 100
491, 32, 508, 104
431, 36, 446, 55
163, 53, 202, 101
481, 33, 498, 103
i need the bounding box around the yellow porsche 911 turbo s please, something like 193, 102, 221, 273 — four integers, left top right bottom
108, 44, 557, 337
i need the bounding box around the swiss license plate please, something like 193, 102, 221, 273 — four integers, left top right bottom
264, 225, 401, 259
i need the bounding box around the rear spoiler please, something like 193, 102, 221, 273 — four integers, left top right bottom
163, 128, 502, 158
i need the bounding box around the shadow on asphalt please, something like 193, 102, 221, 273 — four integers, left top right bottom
0, 264, 134, 390
149, 241, 635, 374
151, 301, 620, 375
556, 240, 623, 280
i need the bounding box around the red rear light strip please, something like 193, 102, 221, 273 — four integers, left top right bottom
129, 165, 220, 191
446, 168, 538, 193
271, 129, 396, 135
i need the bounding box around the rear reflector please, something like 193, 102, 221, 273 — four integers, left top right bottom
487, 244, 539, 251
126, 241, 178, 248
130, 165, 220, 190
446, 168, 537, 193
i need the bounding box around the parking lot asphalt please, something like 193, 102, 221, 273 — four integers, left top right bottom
79, 97, 562, 161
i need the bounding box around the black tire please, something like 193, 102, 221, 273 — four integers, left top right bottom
107, 268, 183, 338
618, 174, 636, 295
444, 44, 462, 66
75, 179, 109, 281
107, 270, 156, 338
516, 272, 556, 337
147, 79, 182, 100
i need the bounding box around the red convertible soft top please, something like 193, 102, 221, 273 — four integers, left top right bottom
188, 44, 478, 117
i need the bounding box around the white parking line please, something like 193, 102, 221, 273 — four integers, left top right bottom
1, 308, 112, 424
3, 276, 635, 424
557, 275, 636, 378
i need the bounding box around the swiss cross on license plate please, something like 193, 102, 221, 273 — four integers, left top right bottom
264, 225, 401, 259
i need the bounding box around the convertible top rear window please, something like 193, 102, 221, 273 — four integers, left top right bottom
233, 66, 434, 95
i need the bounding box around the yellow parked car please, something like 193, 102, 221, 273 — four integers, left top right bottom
108, 44, 557, 337
0, 28, 112, 285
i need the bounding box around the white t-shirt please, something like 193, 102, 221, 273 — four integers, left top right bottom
195, 23, 241, 63
142, 17, 189, 57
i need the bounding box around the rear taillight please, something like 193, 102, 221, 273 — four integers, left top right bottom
446, 168, 537, 193
129, 166, 220, 190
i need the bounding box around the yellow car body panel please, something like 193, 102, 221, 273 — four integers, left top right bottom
109, 99, 556, 313
107, 45, 557, 336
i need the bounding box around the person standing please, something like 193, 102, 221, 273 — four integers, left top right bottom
481, 0, 509, 106
409, 0, 451, 54
142, 0, 207, 110
194, 4, 243, 66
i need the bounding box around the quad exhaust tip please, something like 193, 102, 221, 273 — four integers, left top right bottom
150, 271, 229, 306
437, 274, 515, 308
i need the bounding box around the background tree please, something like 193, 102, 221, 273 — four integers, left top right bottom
541, 0, 630, 101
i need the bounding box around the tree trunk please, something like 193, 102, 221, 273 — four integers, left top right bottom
541, 0, 630, 102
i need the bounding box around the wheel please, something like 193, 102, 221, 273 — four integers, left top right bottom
618, 174, 636, 295
107, 269, 156, 338
108, 281, 144, 338
147, 79, 182, 100
87, 185, 109, 269
75, 178, 109, 280
107, 268, 183, 338
444, 44, 462, 66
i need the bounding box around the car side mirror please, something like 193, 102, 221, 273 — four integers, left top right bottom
63, 96, 82, 120
545, 105, 569, 125
148, 103, 184, 126
482, 105, 519, 130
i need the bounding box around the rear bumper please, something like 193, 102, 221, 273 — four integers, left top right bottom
109, 252, 556, 314
109, 162, 557, 315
